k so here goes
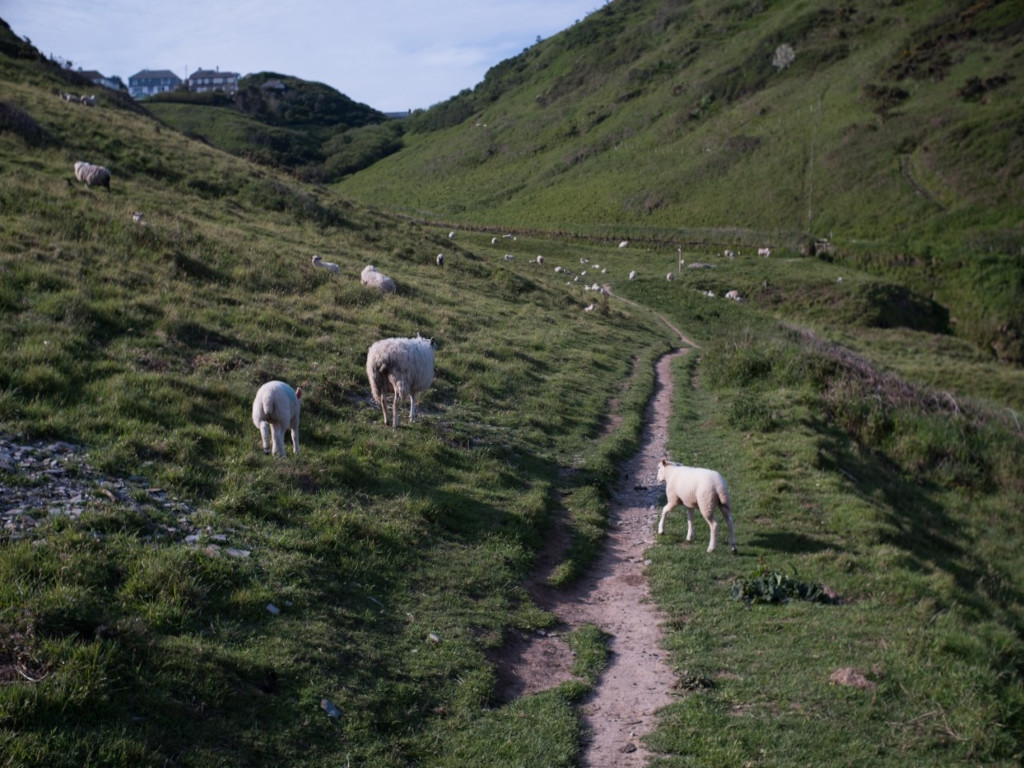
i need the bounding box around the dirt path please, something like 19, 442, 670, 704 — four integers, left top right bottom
493, 339, 696, 766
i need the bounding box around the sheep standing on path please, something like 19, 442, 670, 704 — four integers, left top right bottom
366, 335, 435, 428
312, 254, 340, 275
252, 381, 302, 457
361, 264, 396, 293
656, 458, 738, 553
73, 161, 110, 190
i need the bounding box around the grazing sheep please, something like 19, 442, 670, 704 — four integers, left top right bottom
436, 253, 445, 267
252, 381, 302, 457
366, 335, 435, 428
448, 231, 456, 239
130, 211, 147, 226
619, 240, 629, 248
758, 247, 772, 257
534, 255, 544, 265
361, 264, 396, 293
80, 94, 97, 107
725, 290, 742, 301
583, 303, 595, 312
656, 458, 737, 553
60, 92, 80, 103
73, 160, 111, 190
667, 272, 675, 281
629, 270, 638, 281
724, 249, 736, 259
491, 237, 498, 245
504, 253, 515, 260
312, 254, 340, 275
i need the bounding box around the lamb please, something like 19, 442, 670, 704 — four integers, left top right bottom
312, 254, 340, 275
252, 381, 302, 457
366, 334, 436, 428
758, 247, 772, 257
73, 161, 111, 190
361, 264, 396, 293
656, 458, 737, 553
725, 290, 742, 301
436, 253, 445, 267
666, 272, 675, 281
629, 270, 638, 281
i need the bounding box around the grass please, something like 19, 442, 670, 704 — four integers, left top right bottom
1, 11, 1023, 767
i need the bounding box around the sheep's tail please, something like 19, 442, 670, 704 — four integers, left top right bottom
368, 360, 388, 405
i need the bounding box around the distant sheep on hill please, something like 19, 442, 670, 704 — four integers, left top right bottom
629, 270, 638, 281
361, 264, 396, 293
657, 458, 737, 553
312, 255, 340, 275
252, 381, 302, 457
366, 335, 435, 428
436, 253, 445, 266
73, 161, 110, 190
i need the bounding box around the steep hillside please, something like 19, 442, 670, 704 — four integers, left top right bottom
339, 0, 1024, 361
146, 72, 401, 182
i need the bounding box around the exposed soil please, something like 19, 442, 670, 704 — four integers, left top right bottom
491, 337, 697, 766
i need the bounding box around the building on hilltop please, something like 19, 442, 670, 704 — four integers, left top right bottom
129, 69, 182, 99
187, 67, 239, 95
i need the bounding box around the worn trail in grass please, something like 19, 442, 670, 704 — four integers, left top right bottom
497, 345, 694, 766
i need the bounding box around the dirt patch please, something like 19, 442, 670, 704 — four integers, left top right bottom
491, 346, 694, 766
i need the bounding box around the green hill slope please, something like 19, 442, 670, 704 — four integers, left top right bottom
338, 0, 1024, 361
146, 72, 402, 182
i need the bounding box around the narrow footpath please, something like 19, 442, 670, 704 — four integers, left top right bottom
494, 344, 694, 766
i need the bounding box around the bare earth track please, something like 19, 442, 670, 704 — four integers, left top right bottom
493, 341, 696, 767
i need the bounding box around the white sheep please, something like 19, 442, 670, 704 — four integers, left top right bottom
758, 247, 772, 257
366, 335, 435, 428
252, 381, 302, 457
504, 253, 515, 260
724, 249, 736, 259
583, 303, 595, 312
656, 458, 737, 553
130, 211, 147, 226
436, 253, 445, 267
80, 94, 97, 107
618, 240, 629, 248
448, 231, 456, 239
361, 264, 396, 293
491, 237, 498, 245
629, 270, 638, 281
535, 255, 544, 265
725, 290, 742, 301
312, 254, 340, 275
73, 161, 110, 190
666, 272, 675, 281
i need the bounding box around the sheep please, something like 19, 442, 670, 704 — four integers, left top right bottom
312, 254, 340, 275
666, 272, 675, 281
130, 211, 147, 226
724, 249, 736, 259
60, 91, 80, 103
629, 270, 638, 281
361, 264, 396, 293
618, 240, 629, 248
656, 458, 737, 553
504, 253, 515, 260
725, 290, 742, 301
73, 160, 111, 190
436, 253, 445, 267
491, 237, 498, 245
80, 94, 97, 107
252, 381, 302, 457
583, 303, 595, 312
366, 335, 435, 428
448, 231, 456, 239
534, 255, 544, 265
758, 247, 772, 257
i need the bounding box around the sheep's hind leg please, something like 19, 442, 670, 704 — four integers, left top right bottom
259, 422, 272, 454
686, 507, 697, 543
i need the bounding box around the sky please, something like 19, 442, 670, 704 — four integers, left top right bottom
2, 0, 602, 112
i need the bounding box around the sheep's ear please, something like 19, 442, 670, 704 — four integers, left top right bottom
296, 387, 303, 399
660, 458, 667, 467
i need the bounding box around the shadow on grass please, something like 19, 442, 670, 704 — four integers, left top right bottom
746, 531, 835, 554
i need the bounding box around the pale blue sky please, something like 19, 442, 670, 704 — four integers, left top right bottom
3, 0, 602, 112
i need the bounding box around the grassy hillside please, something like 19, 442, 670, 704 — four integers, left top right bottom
338, 0, 1024, 363
1, 13, 1023, 768
146, 73, 402, 183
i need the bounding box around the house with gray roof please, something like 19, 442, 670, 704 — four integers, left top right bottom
128, 69, 182, 99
